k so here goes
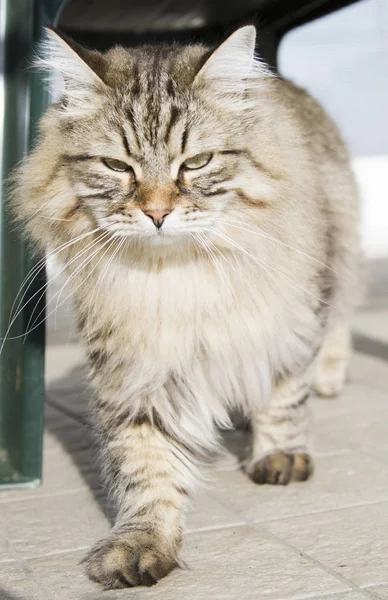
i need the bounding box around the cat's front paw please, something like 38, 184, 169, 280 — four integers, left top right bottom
246, 451, 314, 485
83, 529, 180, 589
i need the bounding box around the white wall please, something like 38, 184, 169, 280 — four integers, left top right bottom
279, 0, 388, 258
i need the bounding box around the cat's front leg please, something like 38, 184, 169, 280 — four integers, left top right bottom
246, 373, 314, 485
84, 407, 197, 589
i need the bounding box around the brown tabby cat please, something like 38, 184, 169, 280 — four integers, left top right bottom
11, 26, 359, 588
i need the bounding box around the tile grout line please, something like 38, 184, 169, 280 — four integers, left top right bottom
248, 498, 388, 524
24, 546, 90, 562
3, 538, 55, 600
364, 582, 388, 589
252, 524, 378, 600
0, 486, 93, 505
0, 523, 247, 567
359, 586, 388, 600
206, 484, 388, 524
294, 590, 377, 600
291, 590, 369, 600
209, 492, 377, 600
186, 520, 248, 536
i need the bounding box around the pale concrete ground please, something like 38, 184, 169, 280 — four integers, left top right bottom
0, 258, 387, 600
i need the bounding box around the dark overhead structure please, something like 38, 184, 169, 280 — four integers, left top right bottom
0, 0, 361, 488
58, 0, 361, 68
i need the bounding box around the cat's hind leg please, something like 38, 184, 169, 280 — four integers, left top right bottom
314, 320, 351, 398
246, 373, 314, 485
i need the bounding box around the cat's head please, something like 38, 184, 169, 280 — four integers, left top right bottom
23, 26, 275, 251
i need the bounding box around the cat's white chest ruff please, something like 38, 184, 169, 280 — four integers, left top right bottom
102, 256, 317, 409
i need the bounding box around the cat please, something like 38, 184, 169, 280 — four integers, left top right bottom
11, 25, 360, 588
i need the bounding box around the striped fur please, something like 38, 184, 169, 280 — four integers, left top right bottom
11, 27, 360, 587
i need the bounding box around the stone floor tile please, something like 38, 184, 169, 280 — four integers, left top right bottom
312, 383, 388, 423
25, 529, 351, 600
0, 474, 244, 560
0, 561, 47, 600
352, 309, 388, 344
186, 491, 246, 532
46, 363, 88, 421
265, 502, 388, 588
312, 411, 388, 457
0, 447, 99, 505
0, 490, 109, 560
0, 406, 99, 503
304, 594, 372, 600
312, 385, 388, 457
25, 550, 139, 600
92, 485, 246, 534
306, 594, 372, 600
44, 404, 92, 449
348, 351, 388, 390
137, 526, 349, 600
211, 452, 388, 523
366, 586, 388, 599
45, 345, 85, 386
0, 538, 13, 565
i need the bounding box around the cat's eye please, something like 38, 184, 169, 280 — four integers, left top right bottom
182, 153, 213, 170
102, 158, 131, 172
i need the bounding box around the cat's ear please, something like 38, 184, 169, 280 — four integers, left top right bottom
193, 26, 271, 105
37, 29, 107, 115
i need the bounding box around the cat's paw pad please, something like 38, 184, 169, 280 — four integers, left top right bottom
247, 451, 314, 485
83, 533, 179, 589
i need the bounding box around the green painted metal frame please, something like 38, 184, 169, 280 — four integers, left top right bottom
0, 0, 66, 487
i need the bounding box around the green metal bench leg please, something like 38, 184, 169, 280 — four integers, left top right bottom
0, 0, 67, 487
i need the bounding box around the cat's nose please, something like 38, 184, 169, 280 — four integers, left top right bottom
142, 208, 173, 229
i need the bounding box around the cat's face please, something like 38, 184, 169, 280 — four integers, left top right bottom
38, 27, 272, 248
66, 104, 245, 245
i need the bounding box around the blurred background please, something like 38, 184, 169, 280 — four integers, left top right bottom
279, 0, 388, 259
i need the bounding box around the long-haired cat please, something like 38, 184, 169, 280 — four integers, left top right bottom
11, 26, 359, 588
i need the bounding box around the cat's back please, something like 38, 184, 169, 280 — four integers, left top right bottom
274, 77, 350, 165
270, 77, 359, 225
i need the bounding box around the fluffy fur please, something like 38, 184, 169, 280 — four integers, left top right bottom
11, 26, 360, 588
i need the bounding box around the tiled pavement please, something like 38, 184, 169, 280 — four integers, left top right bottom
0, 259, 388, 600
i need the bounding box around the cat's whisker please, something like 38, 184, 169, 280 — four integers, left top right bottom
19, 230, 110, 343
217, 216, 350, 283
194, 232, 236, 300
0, 228, 108, 353
8, 225, 105, 326
200, 234, 260, 300
207, 236, 296, 331
13, 195, 70, 229
20, 233, 117, 343
28, 231, 112, 337
51, 231, 113, 331
205, 228, 294, 329
207, 226, 290, 296
85, 235, 128, 352
41, 216, 74, 222
208, 226, 337, 310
